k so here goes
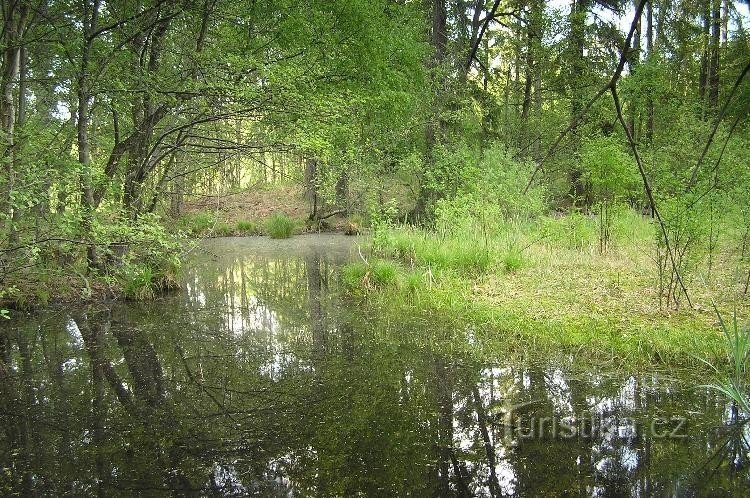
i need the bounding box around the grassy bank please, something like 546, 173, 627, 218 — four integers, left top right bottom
174, 185, 355, 238
343, 211, 749, 368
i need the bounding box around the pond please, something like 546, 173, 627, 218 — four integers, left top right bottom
1, 234, 748, 496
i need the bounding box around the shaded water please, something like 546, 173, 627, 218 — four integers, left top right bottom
1, 234, 749, 496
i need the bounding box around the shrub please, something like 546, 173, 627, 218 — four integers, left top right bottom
97, 213, 183, 300
122, 264, 156, 300
266, 213, 295, 239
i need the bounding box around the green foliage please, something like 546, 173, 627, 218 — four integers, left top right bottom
502, 250, 524, 273
96, 214, 183, 301
213, 222, 234, 237
266, 213, 296, 239
371, 260, 398, 287
701, 308, 750, 414
537, 213, 598, 250
176, 212, 216, 236
121, 264, 158, 301
342, 262, 370, 290
236, 220, 260, 234
580, 135, 640, 252
376, 227, 493, 274
341, 259, 399, 291
431, 144, 547, 235
580, 135, 639, 202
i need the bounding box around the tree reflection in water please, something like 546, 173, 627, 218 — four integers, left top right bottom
1, 235, 749, 496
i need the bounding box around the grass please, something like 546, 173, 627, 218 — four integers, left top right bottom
380, 228, 493, 273
266, 213, 296, 239
342, 211, 749, 368
236, 219, 261, 234
700, 307, 750, 412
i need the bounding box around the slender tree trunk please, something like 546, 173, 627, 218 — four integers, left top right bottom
699, 0, 710, 114
628, 1, 642, 140
646, 0, 654, 141
1, 2, 29, 243
414, 0, 448, 222
720, 0, 729, 46
568, 0, 590, 207
78, 0, 102, 269
708, 0, 721, 111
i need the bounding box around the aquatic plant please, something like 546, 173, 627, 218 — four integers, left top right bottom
700, 307, 750, 413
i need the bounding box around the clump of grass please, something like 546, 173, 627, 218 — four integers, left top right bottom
371, 260, 397, 286
404, 271, 424, 293
236, 219, 260, 234
266, 213, 295, 239
342, 262, 369, 289
342, 259, 400, 291
701, 307, 750, 413
502, 249, 524, 273
213, 222, 234, 237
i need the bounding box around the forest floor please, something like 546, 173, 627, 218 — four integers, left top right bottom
176, 184, 352, 237
344, 220, 750, 368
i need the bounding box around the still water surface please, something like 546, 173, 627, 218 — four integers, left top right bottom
1, 235, 748, 496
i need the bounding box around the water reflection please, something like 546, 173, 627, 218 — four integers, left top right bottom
1, 235, 749, 496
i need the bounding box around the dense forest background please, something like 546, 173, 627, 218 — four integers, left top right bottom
1, 0, 749, 309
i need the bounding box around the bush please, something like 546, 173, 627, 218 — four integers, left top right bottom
266, 213, 295, 239
432, 144, 547, 236
96, 213, 183, 300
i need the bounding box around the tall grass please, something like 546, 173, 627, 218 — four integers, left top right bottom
379, 227, 494, 274
266, 213, 295, 239
701, 307, 750, 413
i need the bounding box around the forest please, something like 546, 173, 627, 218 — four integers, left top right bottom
1, 0, 748, 317
1, 0, 750, 495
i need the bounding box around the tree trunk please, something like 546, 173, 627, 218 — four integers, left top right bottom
628, 1, 642, 140
708, 0, 721, 111
698, 0, 710, 114
646, 0, 654, 141
414, 0, 448, 222
0, 2, 29, 243
568, 0, 590, 206
305, 158, 319, 220
78, 0, 102, 269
